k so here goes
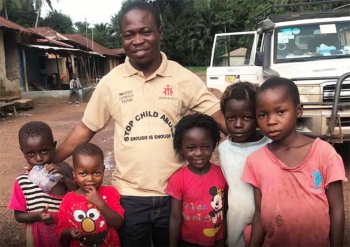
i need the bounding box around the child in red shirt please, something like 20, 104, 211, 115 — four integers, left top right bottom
165, 113, 227, 247
56, 143, 124, 246
242, 77, 347, 246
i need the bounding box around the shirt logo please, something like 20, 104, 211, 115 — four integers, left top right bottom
163, 85, 173, 96
311, 169, 323, 194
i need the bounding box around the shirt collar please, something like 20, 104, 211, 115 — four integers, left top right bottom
123, 52, 172, 78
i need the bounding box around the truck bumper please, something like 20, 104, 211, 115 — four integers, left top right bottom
298, 108, 350, 142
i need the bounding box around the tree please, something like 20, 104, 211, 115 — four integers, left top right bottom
41, 10, 74, 33
0, 0, 26, 19
34, 0, 57, 27
5, 0, 37, 27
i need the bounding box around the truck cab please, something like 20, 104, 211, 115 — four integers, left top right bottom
206, 1, 350, 143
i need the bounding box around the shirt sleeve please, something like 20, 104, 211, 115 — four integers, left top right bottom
185, 72, 220, 116
56, 195, 72, 239
8, 180, 26, 212
324, 153, 348, 188
82, 82, 111, 132
105, 187, 125, 218
164, 170, 183, 201
241, 157, 259, 189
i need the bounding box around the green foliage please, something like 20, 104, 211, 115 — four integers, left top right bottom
5, 0, 37, 27
41, 10, 74, 33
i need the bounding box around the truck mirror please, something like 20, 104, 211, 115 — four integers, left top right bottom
255, 51, 264, 66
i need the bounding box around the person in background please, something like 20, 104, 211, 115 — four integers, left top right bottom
69, 73, 82, 105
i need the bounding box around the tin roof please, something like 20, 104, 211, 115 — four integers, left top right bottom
110, 48, 125, 55
62, 33, 119, 57
0, 16, 32, 33
28, 27, 69, 41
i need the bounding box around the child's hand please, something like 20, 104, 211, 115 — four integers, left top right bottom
70, 228, 82, 240
24, 166, 32, 173
86, 186, 104, 208
39, 205, 54, 225
46, 164, 62, 174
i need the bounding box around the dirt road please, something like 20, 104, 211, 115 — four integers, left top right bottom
0, 103, 349, 246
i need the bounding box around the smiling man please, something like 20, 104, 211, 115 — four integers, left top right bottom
53, 2, 226, 246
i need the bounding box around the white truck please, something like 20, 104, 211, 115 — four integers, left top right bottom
206, 1, 350, 143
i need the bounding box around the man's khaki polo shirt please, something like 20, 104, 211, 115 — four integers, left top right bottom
83, 52, 220, 196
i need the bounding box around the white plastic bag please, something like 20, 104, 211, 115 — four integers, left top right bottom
27, 164, 63, 193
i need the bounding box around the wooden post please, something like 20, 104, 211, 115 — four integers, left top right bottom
55, 54, 61, 90
70, 54, 76, 74
21, 48, 29, 92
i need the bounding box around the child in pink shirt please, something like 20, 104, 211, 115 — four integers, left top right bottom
165, 114, 227, 246
8, 121, 76, 247
241, 77, 347, 246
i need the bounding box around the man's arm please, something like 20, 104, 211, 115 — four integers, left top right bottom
326, 181, 345, 247
211, 110, 228, 135
54, 121, 96, 163
248, 187, 265, 247
169, 197, 182, 247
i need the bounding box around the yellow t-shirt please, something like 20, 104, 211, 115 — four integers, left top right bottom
83, 52, 220, 196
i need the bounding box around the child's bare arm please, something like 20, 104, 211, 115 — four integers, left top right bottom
14, 205, 53, 225
169, 197, 182, 247
248, 187, 265, 247
60, 228, 82, 242
326, 181, 345, 247
86, 186, 123, 229
47, 162, 79, 191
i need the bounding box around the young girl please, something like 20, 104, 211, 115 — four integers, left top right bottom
8, 121, 75, 247
56, 143, 124, 247
242, 77, 347, 246
165, 113, 227, 247
218, 82, 271, 247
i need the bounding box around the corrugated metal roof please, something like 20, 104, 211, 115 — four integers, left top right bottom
222, 48, 247, 57
0, 16, 32, 33
110, 48, 125, 55
62, 34, 119, 57
24, 44, 105, 57
28, 27, 69, 41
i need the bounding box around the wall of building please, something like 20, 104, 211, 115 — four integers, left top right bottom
0, 30, 21, 98
46, 57, 69, 84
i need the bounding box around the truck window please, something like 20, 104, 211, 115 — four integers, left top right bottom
212, 33, 255, 67
274, 21, 350, 63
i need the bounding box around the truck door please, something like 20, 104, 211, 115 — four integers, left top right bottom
206, 31, 262, 93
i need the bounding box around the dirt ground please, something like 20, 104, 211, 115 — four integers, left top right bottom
0, 101, 349, 246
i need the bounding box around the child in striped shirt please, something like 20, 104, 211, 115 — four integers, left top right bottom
8, 121, 76, 247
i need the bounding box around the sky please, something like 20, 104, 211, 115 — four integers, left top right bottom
41, 0, 123, 25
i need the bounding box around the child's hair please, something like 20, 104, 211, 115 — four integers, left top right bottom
119, 1, 161, 29
257, 77, 300, 106
173, 113, 221, 154
18, 121, 54, 147
220, 81, 259, 114
72, 143, 104, 168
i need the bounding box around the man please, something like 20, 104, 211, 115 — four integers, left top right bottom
69, 73, 82, 105
54, 2, 227, 246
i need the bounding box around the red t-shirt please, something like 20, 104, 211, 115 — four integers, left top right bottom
241, 138, 348, 246
165, 163, 227, 246
56, 186, 124, 247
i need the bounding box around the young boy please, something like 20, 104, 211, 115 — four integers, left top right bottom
8, 121, 75, 247
218, 82, 270, 246
242, 77, 347, 246
56, 143, 124, 247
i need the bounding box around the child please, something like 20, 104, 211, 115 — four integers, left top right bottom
56, 143, 124, 247
241, 77, 347, 246
8, 121, 76, 247
165, 113, 227, 247
218, 82, 271, 247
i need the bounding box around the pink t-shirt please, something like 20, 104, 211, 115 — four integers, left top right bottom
241, 138, 347, 246
56, 186, 124, 247
8, 174, 64, 247
165, 163, 227, 246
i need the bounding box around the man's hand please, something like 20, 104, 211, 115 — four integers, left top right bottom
86, 186, 104, 208
38, 205, 54, 225
46, 164, 62, 174
70, 228, 83, 240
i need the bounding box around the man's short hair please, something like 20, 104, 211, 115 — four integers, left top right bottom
119, 1, 161, 30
